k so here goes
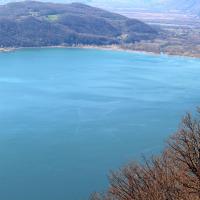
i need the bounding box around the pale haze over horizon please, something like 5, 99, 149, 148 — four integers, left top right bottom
0, 0, 194, 10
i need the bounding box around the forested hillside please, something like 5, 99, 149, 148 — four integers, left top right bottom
0, 1, 157, 47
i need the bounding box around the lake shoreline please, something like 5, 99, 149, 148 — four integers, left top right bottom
1, 43, 200, 200
0, 45, 199, 59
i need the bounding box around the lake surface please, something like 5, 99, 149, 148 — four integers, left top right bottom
0, 48, 200, 200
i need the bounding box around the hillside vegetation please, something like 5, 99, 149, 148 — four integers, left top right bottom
0, 1, 157, 47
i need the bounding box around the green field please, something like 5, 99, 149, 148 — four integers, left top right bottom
47, 14, 59, 22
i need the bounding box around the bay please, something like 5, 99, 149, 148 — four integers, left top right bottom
0, 48, 199, 200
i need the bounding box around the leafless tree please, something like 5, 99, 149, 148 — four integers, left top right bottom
91, 109, 200, 200
168, 112, 200, 198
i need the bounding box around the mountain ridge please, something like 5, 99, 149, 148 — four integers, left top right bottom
1, 0, 200, 15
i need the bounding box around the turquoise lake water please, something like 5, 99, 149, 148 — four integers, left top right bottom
0, 48, 200, 200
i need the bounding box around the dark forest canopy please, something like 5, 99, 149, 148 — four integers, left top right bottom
0, 1, 157, 48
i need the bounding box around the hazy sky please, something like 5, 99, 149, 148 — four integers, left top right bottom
0, 0, 169, 8
0, 0, 197, 13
